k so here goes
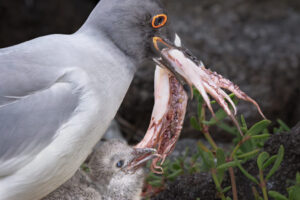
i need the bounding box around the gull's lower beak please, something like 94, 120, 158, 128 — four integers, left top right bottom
122, 148, 159, 172
152, 36, 197, 98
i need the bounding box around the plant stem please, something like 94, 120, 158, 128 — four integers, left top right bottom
259, 170, 268, 200
211, 169, 226, 200
197, 140, 211, 153
227, 135, 252, 200
200, 105, 218, 151
229, 166, 238, 200
252, 186, 260, 200
230, 135, 252, 159
202, 125, 218, 151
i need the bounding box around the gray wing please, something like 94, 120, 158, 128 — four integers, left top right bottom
0, 57, 81, 177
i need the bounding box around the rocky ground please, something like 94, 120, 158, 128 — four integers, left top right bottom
0, 0, 299, 143
151, 123, 300, 200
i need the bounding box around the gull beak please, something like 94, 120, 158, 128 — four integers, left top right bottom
122, 148, 159, 172
152, 36, 197, 99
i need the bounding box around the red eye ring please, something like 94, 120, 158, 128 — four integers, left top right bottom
152, 14, 168, 29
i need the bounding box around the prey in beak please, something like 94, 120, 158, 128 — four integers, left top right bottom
152, 37, 194, 99
122, 148, 159, 173
151, 36, 266, 135
135, 35, 266, 174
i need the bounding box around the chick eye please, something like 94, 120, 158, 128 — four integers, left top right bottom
152, 14, 168, 29
116, 160, 124, 168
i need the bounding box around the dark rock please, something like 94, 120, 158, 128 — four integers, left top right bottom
152, 173, 218, 200
0, 0, 299, 143
0, 0, 95, 48
151, 122, 300, 200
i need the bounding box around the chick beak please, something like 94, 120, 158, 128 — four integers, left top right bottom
152, 36, 196, 99
122, 148, 159, 172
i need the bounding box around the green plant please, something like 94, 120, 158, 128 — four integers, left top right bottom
146, 147, 201, 189
190, 90, 278, 200
236, 145, 284, 200
268, 172, 300, 200
81, 163, 90, 173
145, 89, 290, 200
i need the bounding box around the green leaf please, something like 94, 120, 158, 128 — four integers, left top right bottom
222, 186, 232, 193
251, 134, 271, 140
240, 115, 248, 130
196, 90, 204, 105
183, 147, 189, 159
80, 163, 90, 173
277, 119, 290, 131
217, 160, 241, 170
171, 162, 181, 171
296, 172, 300, 184
191, 153, 201, 163
190, 116, 201, 131
216, 148, 226, 166
166, 169, 183, 180
240, 138, 255, 154
289, 185, 300, 200
236, 160, 259, 184
257, 152, 270, 170
263, 128, 269, 134
252, 186, 261, 200
147, 176, 162, 182
237, 149, 260, 160
199, 149, 215, 170
216, 148, 226, 183
197, 101, 203, 119
193, 87, 200, 98
268, 191, 288, 200
266, 145, 285, 180
226, 197, 232, 200
217, 122, 237, 135
247, 120, 271, 136
203, 109, 227, 125
262, 155, 277, 170
148, 180, 163, 187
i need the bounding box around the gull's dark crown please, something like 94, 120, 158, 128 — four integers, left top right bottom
83, 0, 174, 64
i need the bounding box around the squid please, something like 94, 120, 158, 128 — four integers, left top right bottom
135, 67, 188, 173
132, 38, 266, 173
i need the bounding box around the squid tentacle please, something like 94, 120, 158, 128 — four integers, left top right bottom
204, 68, 266, 119
202, 82, 243, 135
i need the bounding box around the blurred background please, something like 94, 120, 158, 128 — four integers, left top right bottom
0, 0, 299, 144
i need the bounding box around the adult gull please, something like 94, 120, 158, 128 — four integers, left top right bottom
0, 0, 193, 199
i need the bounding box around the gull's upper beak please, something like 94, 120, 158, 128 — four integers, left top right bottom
122, 148, 159, 172
152, 36, 199, 98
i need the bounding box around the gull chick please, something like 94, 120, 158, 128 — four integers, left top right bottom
42, 170, 101, 200
88, 140, 154, 200
44, 140, 155, 200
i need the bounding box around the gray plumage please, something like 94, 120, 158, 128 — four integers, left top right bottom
42, 170, 101, 200
43, 140, 145, 200
88, 140, 145, 200
0, 0, 174, 199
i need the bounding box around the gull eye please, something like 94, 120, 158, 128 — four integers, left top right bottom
152, 14, 168, 29
116, 160, 124, 168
